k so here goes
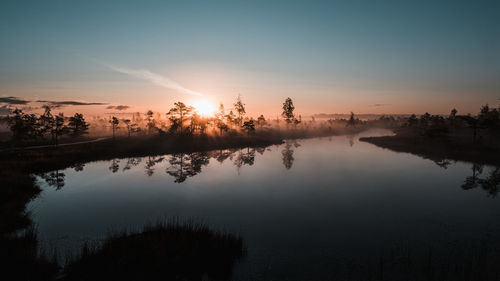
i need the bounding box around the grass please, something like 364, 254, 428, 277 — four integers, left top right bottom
62, 220, 247, 281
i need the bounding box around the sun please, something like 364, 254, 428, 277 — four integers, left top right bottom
192, 99, 216, 116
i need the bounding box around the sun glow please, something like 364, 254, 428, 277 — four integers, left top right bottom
192, 99, 216, 116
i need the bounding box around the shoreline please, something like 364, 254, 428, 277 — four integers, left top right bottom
360, 135, 500, 166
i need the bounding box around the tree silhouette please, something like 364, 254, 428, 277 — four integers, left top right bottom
123, 119, 132, 137
241, 119, 255, 136
39, 105, 55, 141
233, 95, 246, 126
167, 102, 193, 134
215, 103, 229, 135
53, 113, 68, 146
347, 112, 357, 127
215, 103, 225, 121
8, 108, 40, 145
189, 112, 207, 135
109, 116, 119, 139
459, 115, 480, 143
123, 119, 139, 137
282, 97, 295, 125
146, 110, 156, 135
68, 113, 89, 137
257, 115, 266, 128
226, 110, 236, 128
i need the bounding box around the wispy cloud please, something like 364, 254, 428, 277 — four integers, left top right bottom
0, 96, 30, 105
105, 64, 202, 96
106, 105, 130, 111
369, 103, 391, 107
37, 100, 108, 107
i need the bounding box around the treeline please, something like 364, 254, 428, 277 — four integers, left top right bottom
402, 105, 500, 142
5, 106, 89, 146
2, 95, 405, 147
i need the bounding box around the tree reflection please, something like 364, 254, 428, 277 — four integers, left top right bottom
281, 140, 299, 170
233, 148, 255, 173
123, 157, 142, 171
214, 149, 237, 164
145, 156, 164, 176
39, 170, 65, 190
462, 163, 484, 190
166, 152, 209, 183
255, 147, 266, 155
346, 134, 355, 147
109, 159, 120, 173
72, 162, 85, 172
479, 167, 500, 197
462, 164, 500, 197
282, 142, 294, 170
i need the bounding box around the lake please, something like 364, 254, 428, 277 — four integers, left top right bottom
28, 129, 500, 280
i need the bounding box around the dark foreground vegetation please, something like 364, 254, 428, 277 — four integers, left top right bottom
62, 221, 246, 281
361, 105, 500, 166
1, 219, 246, 281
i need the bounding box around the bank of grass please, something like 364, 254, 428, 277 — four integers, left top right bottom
360, 132, 500, 166
62, 220, 247, 281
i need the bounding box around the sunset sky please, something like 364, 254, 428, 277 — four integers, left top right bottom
1, 0, 499, 117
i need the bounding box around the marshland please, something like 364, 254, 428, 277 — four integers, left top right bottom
2, 0, 500, 280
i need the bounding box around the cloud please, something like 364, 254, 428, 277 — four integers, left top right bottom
369, 103, 391, 107
106, 105, 130, 111
0, 96, 30, 105
37, 100, 108, 106
105, 64, 202, 96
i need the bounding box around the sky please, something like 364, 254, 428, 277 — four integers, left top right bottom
0, 0, 499, 116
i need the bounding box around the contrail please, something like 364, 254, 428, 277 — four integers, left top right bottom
106, 64, 202, 96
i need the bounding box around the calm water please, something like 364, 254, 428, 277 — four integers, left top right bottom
28, 129, 500, 279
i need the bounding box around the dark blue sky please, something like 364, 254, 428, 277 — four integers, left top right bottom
1, 0, 499, 114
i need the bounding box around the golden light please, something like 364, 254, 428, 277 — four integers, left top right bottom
192, 99, 216, 116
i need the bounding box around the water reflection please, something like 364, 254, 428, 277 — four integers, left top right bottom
38, 170, 65, 190
233, 148, 255, 173
72, 162, 85, 172
36, 139, 500, 198
462, 164, 500, 197
166, 152, 210, 183
145, 156, 164, 176
281, 140, 299, 170
122, 157, 142, 171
